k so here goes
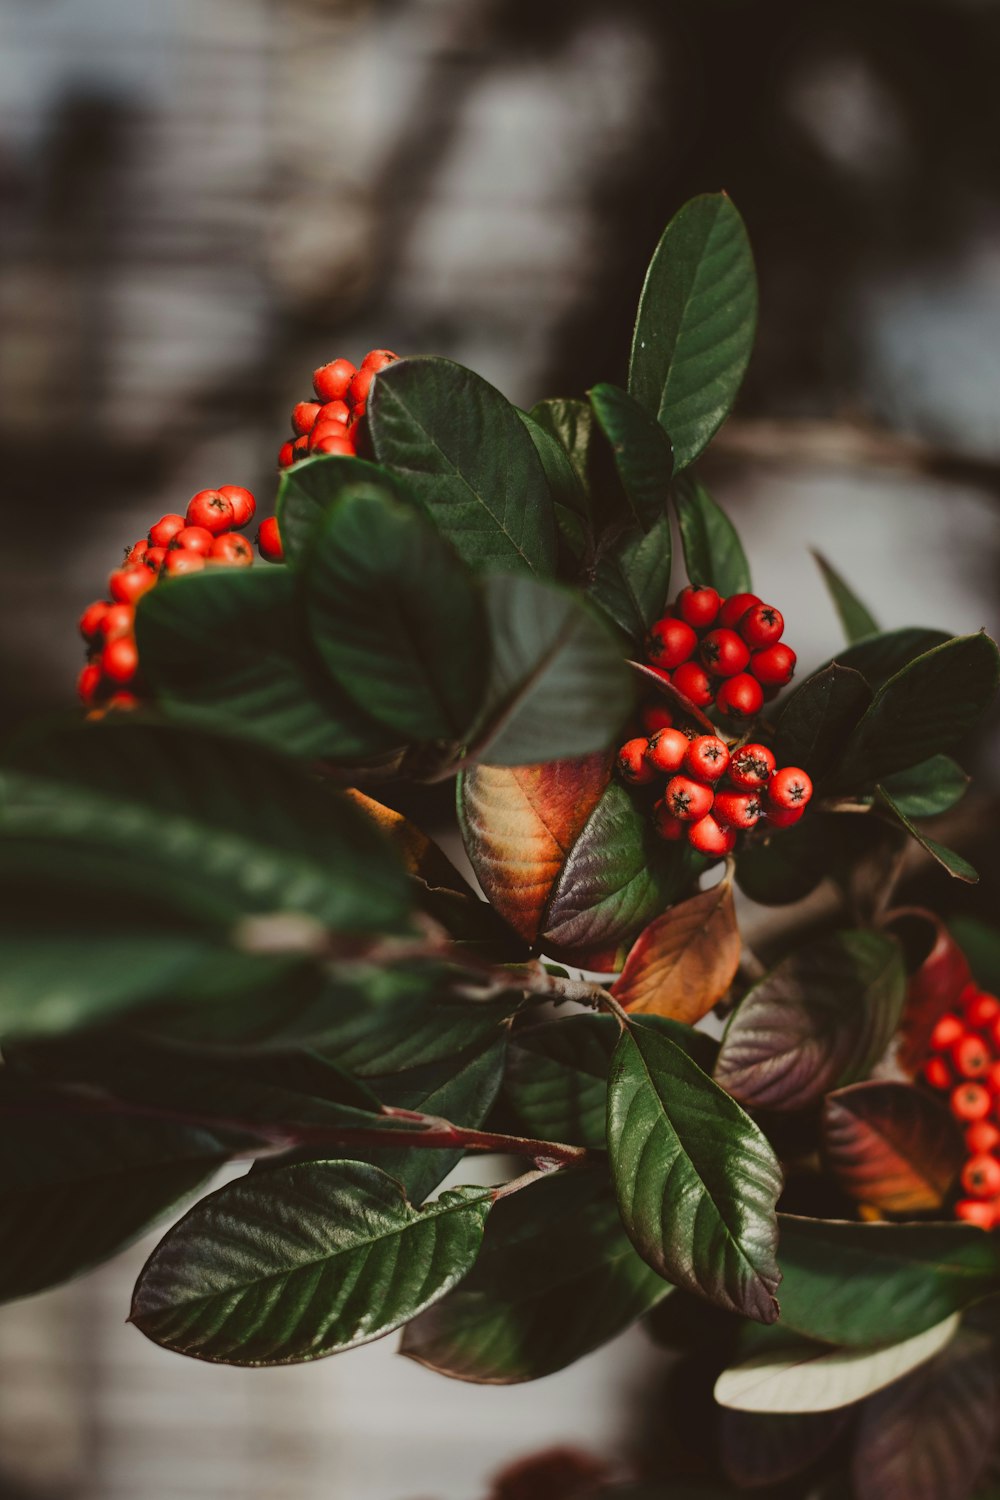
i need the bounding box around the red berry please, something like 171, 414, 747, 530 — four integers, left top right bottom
257, 516, 284, 564
952, 1082, 992, 1122
652, 803, 686, 841
292, 401, 322, 436
646, 728, 691, 774
101, 636, 139, 686
699, 628, 750, 678
647, 617, 698, 670
955, 1199, 996, 1229
688, 814, 736, 856
765, 804, 805, 829
739, 602, 784, 648
102, 603, 134, 640
664, 776, 715, 823
962, 1154, 1000, 1198
77, 662, 103, 706
728, 743, 776, 789
145, 546, 168, 570
149, 514, 186, 548
617, 738, 656, 786
713, 790, 764, 830
108, 566, 156, 605
986, 1061, 1000, 1096
640, 702, 674, 735
217, 485, 256, 529
930, 1013, 966, 1052
315, 399, 350, 428
676, 586, 720, 630
966, 1120, 1000, 1154
126, 539, 149, 564
278, 441, 295, 468
718, 592, 761, 629
716, 673, 764, 720
164, 550, 205, 576
347, 365, 376, 409
79, 600, 110, 641
209, 533, 254, 567
361, 348, 398, 374
171, 526, 214, 556
672, 661, 715, 709
769, 767, 813, 811
292, 435, 311, 460
751, 642, 797, 687
313, 358, 356, 402
952, 1035, 991, 1079
967, 992, 1000, 1030
186, 489, 235, 536
922, 1057, 952, 1091
311, 432, 355, 457
684, 735, 730, 783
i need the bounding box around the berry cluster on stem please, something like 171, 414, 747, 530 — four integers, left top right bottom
277, 348, 397, 470
645, 586, 796, 720
921, 984, 1000, 1227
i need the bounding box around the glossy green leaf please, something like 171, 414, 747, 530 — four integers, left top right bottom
369, 356, 557, 575
275, 454, 410, 568
131, 1161, 492, 1365
876, 787, 978, 884
518, 409, 590, 524
401, 1168, 670, 1383
529, 398, 595, 499
735, 816, 838, 907
304, 483, 489, 742
714, 932, 906, 1114
607, 1022, 782, 1322
589, 515, 672, 645
878, 756, 970, 819
823, 1081, 964, 1214
812, 552, 879, 644
137, 569, 399, 760
588, 383, 674, 528
774, 665, 873, 782
468, 574, 634, 766
628, 193, 757, 471
672, 475, 751, 596
828, 627, 951, 691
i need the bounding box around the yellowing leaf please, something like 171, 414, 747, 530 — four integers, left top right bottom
611, 882, 740, 1022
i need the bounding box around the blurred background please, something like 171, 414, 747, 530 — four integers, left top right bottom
2, 0, 1000, 1495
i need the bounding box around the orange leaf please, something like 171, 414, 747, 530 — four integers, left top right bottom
823, 1081, 964, 1214
611, 881, 740, 1021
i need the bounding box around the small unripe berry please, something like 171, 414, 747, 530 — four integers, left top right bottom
966, 992, 1000, 1029
217, 485, 256, 529
765, 803, 805, 829
728, 743, 776, 790
922, 1056, 952, 1091
769, 767, 813, 810
640, 702, 674, 735
149, 514, 186, 548
79, 601, 110, 641
716, 673, 764, 720
313, 358, 356, 402
952, 1082, 992, 1122
652, 802, 686, 841
101, 635, 139, 685
688, 813, 736, 856
952, 1035, 991, 1078
672, 661, 715, 709
209, 532, 254, 567
647, 617, 698, 670
78, 661, 103, 706
664, 775, 715, 823
700, 628, 750, 678
292, 401, 322, 436
713, 790, 764, 830
684, 735, 730, 783
962, 1154, 1000, 1198
751, 642, 797, 687
739, 602, 784, 648
164, 550, 205, 576
617, 738, 656, 786
645, 728, 690, 774
929, 1014, 966, 1052
676, 585, 720, 630
186, 489, 235, 536
966, 1120, 1000, 1155
257, 516, 284, 564
718, 592, 761, 629
955, 1198, 996, 1230
108, 566, 156, 605
171, 526, 214, 555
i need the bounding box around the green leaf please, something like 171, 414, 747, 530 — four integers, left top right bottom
401, 1168, 670, 1382
628, 193, 757, 471
529, 398, 595, 505
304, 482, 489, 742
130, 1161, 492, 1365
715, 1314, 961, 1414
275, 454, 409, 569
137, 568, 399, 761
838, 633, 1000, 788
878, 756, 970, 819
368, 356, 557, 575
735, 816, 838, 907
607, 1022, 783, 1322
714, 931, 906, 1114
876, 787, 979, 884
774, 665, 873, 782
589, 515, 672, 645
829, 627, 952, 691
812, 552, 879, 644
518, 409, 591, 524
775, 1215, 1000, 1347
822, 1081, 964, 1214
468, 575, 635, 765
672, 475, 751, 595
949, 919, 1000, 994
588, 383, 674, 528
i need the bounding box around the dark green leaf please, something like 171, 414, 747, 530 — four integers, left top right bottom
672, 475, 751, 595
714, 932, 906, 1113
529, 398, 595, 503
878, 756, 970, 819
588, 383, 674, 529
628, 193, 757, 471
275, 454, 409, 569
774, 665, 872, 782
130, 1161, 492, 1365
735, 816, 836, 907
401, 1168, 670, 1383
607, 1022, 782, 1322
828, 627, 952, 692
304, 482, 488, 742
369, 356, 557, 575
949, 919, 1000, 994
518, 409, 590, 523
589, 515, 672, 645
812, 552, 879, 644
877, 787, 979, 883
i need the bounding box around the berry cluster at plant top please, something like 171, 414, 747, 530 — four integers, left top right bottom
278, 348, 398, 469
921, 986, 1000, 1228
76, 485, 258, 712
645, 586, 796, 720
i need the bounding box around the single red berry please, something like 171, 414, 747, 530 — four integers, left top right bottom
314, 399, 350, 428
171, 526, 215, 556
311, 431, 355, 457
292, 435, 311, 460
751, 642, 797, 687
646, 728, 690, 774
77, 661, 103, 706
986, 1061, 1000, 1095
153, 509, 189, 545
164, 550, 205, 576
101, 636, 139, 685
313, 358, 356, 402
664, 775, 715, 823
719, 592, 761, 628
699, 628, 751, 678
145, 545, 168, 570
952, 1082, 992, 1121
640, 702, 674, 735
676, 586, 721, 630
765, 803, 805, 829
713, 790, 764, 830
966, 1120, 1000, 1155
126, 539, 149, 564
989, 1016, 1000, 1053
646, 617, 698, 670
79, 600, 110, 641
217, 485, 256, 529
688, 813, 736, 856
967, 992, 1000, 1030
361, 348, 398, 374
292, 401, 322, 436
922, 1056, 952, 1091
617, 738, 656, 785
672, 661, 715, 709
347, 365, 376, 409
108, 566, 156, 605
930, 1014, 966, 1052
102, 603, 134, 640
952, 1035, 991, 1078
278, 441, 295, 468
769, 767, 813, 810
716, 673, 764, 720
652, 802, 686, 841
955, 1198, 996, 1229
962, 1154, 1000, 1198
209, 533, 254, 567
684, 735, 730, 783
739, 602, 785, 648
257, 516, 284, 563
186, 489, 235, 536
728, 743, 776, 789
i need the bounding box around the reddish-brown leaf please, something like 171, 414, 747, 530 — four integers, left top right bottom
610, 881, 740, 1021
885, 908, 972, 1074
823, 1080, 964, 1214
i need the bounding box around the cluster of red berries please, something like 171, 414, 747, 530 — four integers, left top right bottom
76, 485, 259, 710
277, 349, 398, 469
617, 711, 813, 856
921, 985, 1000, 1229
645, 586, 797, 720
